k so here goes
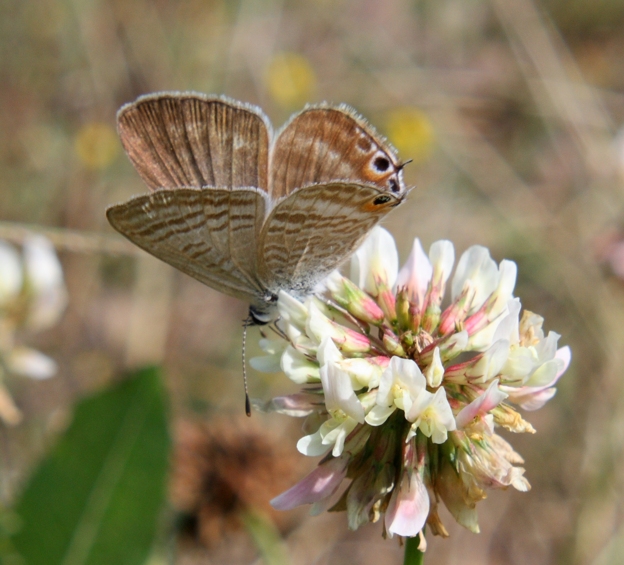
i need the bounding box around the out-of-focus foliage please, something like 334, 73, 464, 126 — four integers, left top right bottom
9, 367, 169, 565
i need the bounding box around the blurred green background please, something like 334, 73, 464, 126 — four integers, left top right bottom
2, 0, 624, 563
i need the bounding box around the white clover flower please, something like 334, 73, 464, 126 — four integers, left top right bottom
297, 338, 365, 457
0, 236, 67, 425
22, 235, 68, 331
406, 386, 456, 444
261, 226, 570, 542
338, 356, 386, 390
0, 242, 23, 307
366, 356, 428, 426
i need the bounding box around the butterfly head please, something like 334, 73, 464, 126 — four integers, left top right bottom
248, 292, 279, 325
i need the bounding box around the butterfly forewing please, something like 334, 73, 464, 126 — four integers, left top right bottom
258, 182, 401, 296
270, 107, 404, 199
117, 94, 270, 191
106, 188, 267, 306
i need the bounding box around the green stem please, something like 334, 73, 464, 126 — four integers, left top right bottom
403, 534, 424, 565
242, 510, 289, 565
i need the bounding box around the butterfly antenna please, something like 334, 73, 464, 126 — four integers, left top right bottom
397, 158, 413, 171
242, 316, 252, 417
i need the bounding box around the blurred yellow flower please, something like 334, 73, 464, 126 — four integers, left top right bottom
74, 122, 118, 170
385, 107, 435, 164
265, 52, 317, 108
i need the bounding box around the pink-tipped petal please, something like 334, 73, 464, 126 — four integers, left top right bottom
386, 472, 430, 537
555, 346, 572, 378
456, 380, 508, 429
517, 388, 557, 411
271, 456, 348, 510
269, 393, 320, 416
396, 238, 432, 305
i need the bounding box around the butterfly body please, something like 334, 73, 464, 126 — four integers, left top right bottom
107, 93, 407, 323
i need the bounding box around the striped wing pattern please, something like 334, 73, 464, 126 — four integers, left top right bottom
259, 183, 400, 296
106, 188, 268, 306
117, 94, 270, 191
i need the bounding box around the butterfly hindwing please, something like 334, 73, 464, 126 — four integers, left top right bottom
117, 93, 271, 192
258, 182, 401, 297
107, 188, 267, 305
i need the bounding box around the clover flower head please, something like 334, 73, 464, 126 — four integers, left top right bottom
253, 227, 570, 541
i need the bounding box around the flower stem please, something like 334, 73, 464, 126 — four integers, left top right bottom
242, 509, 289, 565
403, 534, 424, 565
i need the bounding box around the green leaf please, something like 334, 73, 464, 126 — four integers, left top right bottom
11, 367, 170, 565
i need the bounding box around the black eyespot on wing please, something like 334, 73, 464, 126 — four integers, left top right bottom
373, 156, 390, 172
389, 178, 399, 193
373, 195, 392, 205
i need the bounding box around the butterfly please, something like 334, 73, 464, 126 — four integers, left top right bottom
107, 92, 408, 325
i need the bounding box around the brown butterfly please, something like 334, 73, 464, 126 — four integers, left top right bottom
107, 92, 407, 324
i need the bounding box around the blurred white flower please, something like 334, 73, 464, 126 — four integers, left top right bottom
0, 242, 22, 307
5, 346, 58, 380
0, 235, 67, 425
22, 235, 68, 331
